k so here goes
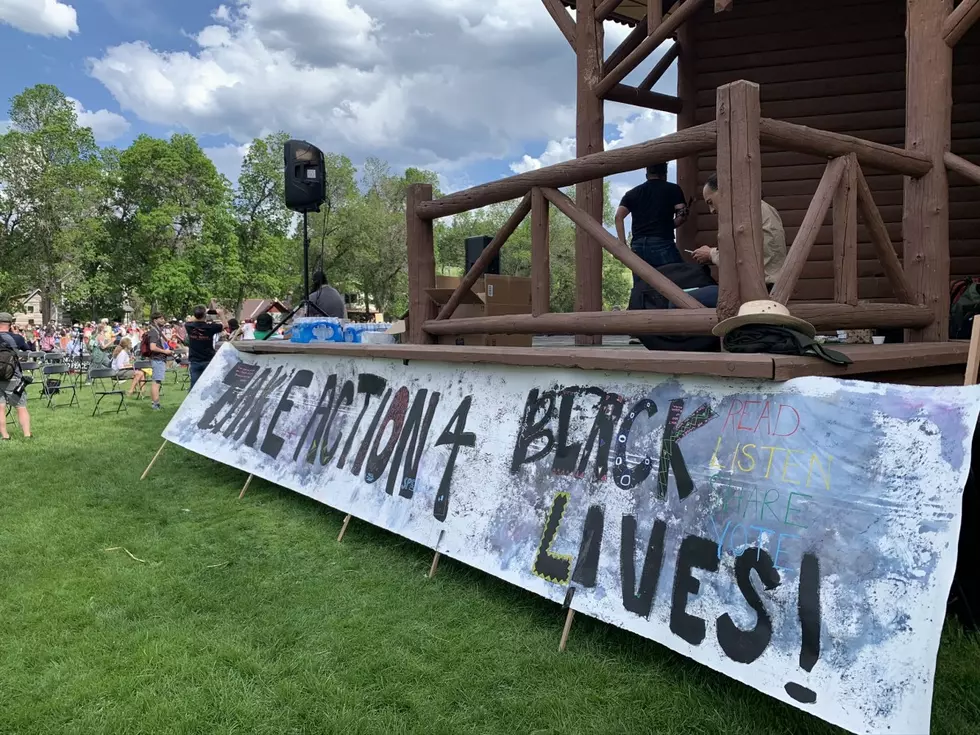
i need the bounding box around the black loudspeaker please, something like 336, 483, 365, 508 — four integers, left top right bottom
465, 235, 500, 275
283, 139, 326, 213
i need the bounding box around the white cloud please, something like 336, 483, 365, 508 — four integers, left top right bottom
88, 0, 579, 172
510, 136, 576, 174
67, 97, 130, 141
203, 142, 251, 184
0, 0, 78, 37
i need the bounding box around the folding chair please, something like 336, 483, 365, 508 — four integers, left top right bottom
89, 368, 127, 417
132, 360, 152, 400
39, 365, 79, 409
18, 360, 39, 382
173, 356, 191, 391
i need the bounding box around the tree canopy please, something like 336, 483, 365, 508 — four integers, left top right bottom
0, 83, 632, 323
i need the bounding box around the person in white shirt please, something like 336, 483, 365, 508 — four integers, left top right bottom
110, 338, 146, 395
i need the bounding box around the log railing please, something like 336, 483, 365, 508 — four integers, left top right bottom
406, 79, 936, 344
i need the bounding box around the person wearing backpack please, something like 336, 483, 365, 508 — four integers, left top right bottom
0, 312, 32, 440
146, 312, 174, 411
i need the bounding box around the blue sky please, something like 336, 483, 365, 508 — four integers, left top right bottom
0, 0, 679, 203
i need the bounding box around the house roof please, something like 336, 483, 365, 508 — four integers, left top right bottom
240, 299, 287, 320
560, 0, 656, 26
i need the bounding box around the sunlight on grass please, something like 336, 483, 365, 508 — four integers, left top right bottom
0, 387, 977, 734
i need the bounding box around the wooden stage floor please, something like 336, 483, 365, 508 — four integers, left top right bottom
235, 339, 970, 385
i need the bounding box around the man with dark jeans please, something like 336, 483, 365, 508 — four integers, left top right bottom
615, 162, 689, 290
184, 305, 224, 389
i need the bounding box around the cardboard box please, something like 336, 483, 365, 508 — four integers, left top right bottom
426, 274, 533, 348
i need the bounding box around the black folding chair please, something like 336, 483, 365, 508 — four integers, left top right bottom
39, 365, 78, 409
89, 368, 127, 417
18, 360, 39, 382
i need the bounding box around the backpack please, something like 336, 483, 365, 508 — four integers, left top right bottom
950, 278, 980, 340
139, 331, 153, 358
629, 263, 721, 353
0, 333, 20, 382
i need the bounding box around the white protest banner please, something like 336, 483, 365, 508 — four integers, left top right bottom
163, 344, 980, 735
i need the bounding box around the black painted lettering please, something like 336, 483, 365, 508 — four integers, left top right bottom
364, 386, 410, 485
320, 379, 354, 466
552, 387, 583, 475
532, 492, 572, 584
620, 516, 668, 618
220, 368, 272, 437
784, 552, 822, 704
613, 399, 657, 490
657, 400, 717, 500
433, 396, 476, 522
571, 505, 604, 588
337, 374, 387, 470
717, 549, 781, 664
241, 368, 292, 448
511, 389, 557, 472
261, 369, 313, 459
351, 388, 392, 477
293, 374, 336, 464
198, 364, 258, 431
387, 390, 440, 498
576, 391, 624, 481
669, 535, 720, 646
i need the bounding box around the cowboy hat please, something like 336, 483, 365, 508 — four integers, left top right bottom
712, 300, 816, 338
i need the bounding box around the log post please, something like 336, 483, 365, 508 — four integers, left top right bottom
904, 0, 952, 341
716, 80, 766, 316
407, 183, 437, 344
648, 0, 662, 34
531, 188, 551, 317
833, 153, 859, 305
576, 0, 605, 346
676, 26, 698, 255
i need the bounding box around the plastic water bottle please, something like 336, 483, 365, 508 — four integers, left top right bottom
329, 318, 345, 342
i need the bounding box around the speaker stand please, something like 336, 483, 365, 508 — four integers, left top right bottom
263, 211, 328, 340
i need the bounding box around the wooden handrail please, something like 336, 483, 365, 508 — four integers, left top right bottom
422, 303, 936, 336
595, 0, 709, 98
945, 151, 980, 185
416, 122, 717, 220
854, 166, 917, 305
539, 187, 705, 309
944, 0, 980, 48
434, 193, 532, 321
758, 118, 932, 177
770, 157, 847, 304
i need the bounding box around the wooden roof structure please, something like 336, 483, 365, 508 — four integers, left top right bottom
400, 0, 980, 381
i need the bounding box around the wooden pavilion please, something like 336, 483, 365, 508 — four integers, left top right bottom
395, 0, 980, 383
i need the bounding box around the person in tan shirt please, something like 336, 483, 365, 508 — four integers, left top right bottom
693, 173, 787, 288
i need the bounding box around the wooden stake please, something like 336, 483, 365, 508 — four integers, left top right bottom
559, 608, 576, 652
965, 318, 980, 387
337, 514, 352, 543
428, 552, 442, 578
238, 474, 254, 500
140, 440, 168, 481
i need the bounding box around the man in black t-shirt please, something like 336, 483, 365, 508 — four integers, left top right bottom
184, 305, 224, 389
615, 162, 689, 290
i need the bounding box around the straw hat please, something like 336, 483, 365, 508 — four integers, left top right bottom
712, 300, 816, 338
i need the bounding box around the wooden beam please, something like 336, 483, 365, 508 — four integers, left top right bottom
531, 188, 550, 317
717, 80, 767, 313
854, 166, 917, 305
943, 0, 980, 47
595, 0, 710, 99
770, 157, 847, 305
648, 0, 663, 34
605, 15, 649, 70
833, 153, 859, 305
417, 121, 716, 219
576, 0, 605, 346
675, 24, 698, 253
604, 83, 682, 113
422, 303, 935, 336
540, 187, 705, 309
596, 0, 625, 22
541, 0, 577, 51
905, 0, 952, 341
714, 0, 734, 10
406, 184, 437, 344
945, 151, 980, 185
434, 194, 532, 322
758, 118, 932, 177
638, 43, 680, 92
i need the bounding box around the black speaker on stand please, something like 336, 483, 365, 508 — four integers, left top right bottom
465, 235, 500, 275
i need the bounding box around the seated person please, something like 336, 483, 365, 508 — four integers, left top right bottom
629, 262, 720, 353
110, 338, 147, 395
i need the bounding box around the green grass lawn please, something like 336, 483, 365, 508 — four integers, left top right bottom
1, 384, 979, 735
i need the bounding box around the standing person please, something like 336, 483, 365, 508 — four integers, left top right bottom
693, 173, 788, 289
614, 162, 690, 289
253, 312, 276, 340
146, 313, 174, 411
307, 270, 347, 318
0, 312, 32, 440
184, 305, 223, 389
